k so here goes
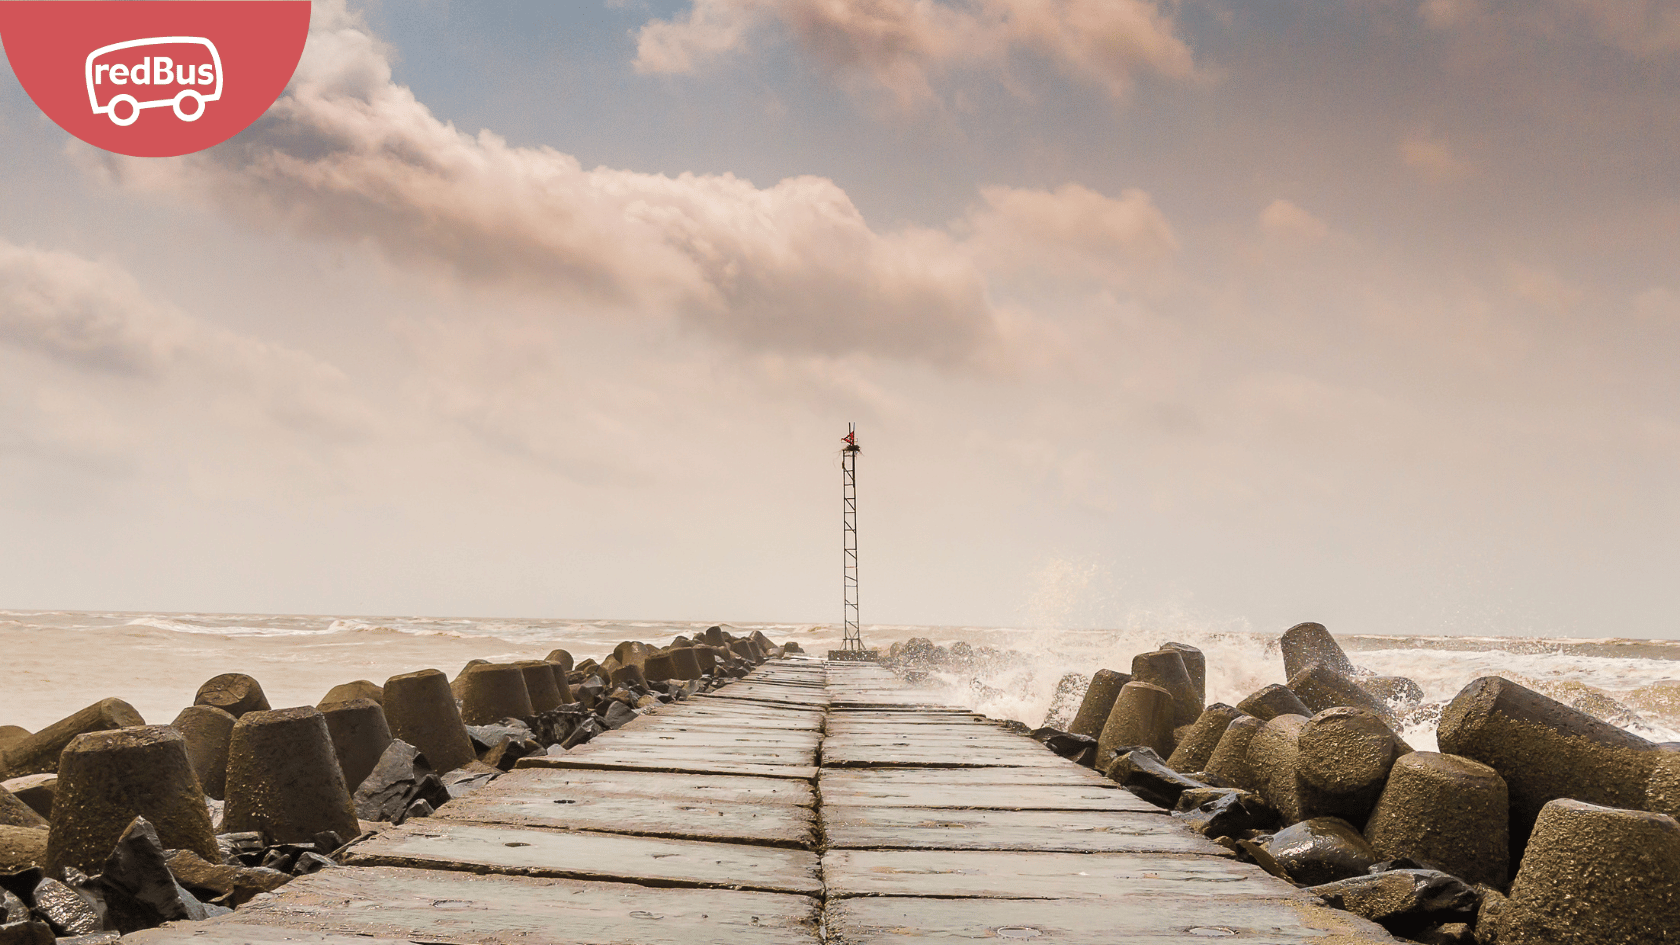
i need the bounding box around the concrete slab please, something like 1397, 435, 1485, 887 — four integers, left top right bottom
823, 807, 1227, 854
589, 729, 821, 750
824, 896, 1397, 944
457, 766, 816, 806
342, 820, 822, 894
819, 779, 1159, 812
128, 866, 822, 945
518, 754, 819, 780
640, 707, 824, 731
434, 772, 817, 847
820, 767, 1114, 788
564, 738, 816, 765
823, 849, 1303, 900
705, 689, 831, 707
821, 744, 1067, 768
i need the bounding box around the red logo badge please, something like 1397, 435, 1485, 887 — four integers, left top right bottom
0, 1, 311, 158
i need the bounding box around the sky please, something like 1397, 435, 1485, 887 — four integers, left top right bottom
1, 0, 1679, 637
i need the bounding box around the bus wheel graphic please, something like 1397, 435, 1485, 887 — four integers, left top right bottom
173, 90, 207, 122
106, 94, 139, 126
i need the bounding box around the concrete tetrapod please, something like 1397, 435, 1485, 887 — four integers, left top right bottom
1437, 675, 1662, 859
545, 661, 574, 704
1068, 669, 1130, 740
642, 652, 678, 683
1237, 684, 1313, 722
1649, 750, 1680, 820
169, 704, 236, 801
222, 707, 360, 845
1364, 751, 1509, 889
1131, 649, 1202, 729
545, 649, 574, 673
454, 664, 535, 726
320, 680, 383, 706
193, 673, 271, 718
0, 784, 46, 828
44, 725, 219, 876
1287, 665, 1395, 723
1166, 704, 1242, 774
0, 698, 145, 778
1096, 681, 1176, 770
513, 661, 564, 714
1246, 714, 1310, 824
668, 646, 704, 681
382, 669, 477, 775
319, 698, 393, 795
1495, 798, 1680, 944
1160, 641, 1207, 708
1280, 621, 1359, 679
1203, 715, 1264, 791
1294, 707, 1405, 824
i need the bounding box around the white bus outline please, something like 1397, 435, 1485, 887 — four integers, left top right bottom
85, 36, 223, 126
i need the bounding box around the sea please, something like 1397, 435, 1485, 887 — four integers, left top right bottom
2, 610, 1677, 752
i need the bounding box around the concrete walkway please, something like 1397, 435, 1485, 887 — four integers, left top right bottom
128, 659, 1395, 944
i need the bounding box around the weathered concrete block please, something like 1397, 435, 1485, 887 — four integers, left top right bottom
1096, 681, 1176, 770
1068, 669, 1130, 740
44, 726, 218, 876
0, 785, 46, 829
318, 680, 382, 707
1438, 675, 1661, 858
512, 661, 564, 714
0, 824, 47, 873
1288, 664, 1395, 722
0, 699, 144, 779
169, 705, 236, 801
319, 698, 392, 794
1295, 707, 1405, 824
221, 707, 360, 845
1237, 684, 1312, 722
1365, 751, 1509, 889
1166, 704, 1242, 774
0, 775, 53, 821
1495, 798, 1680, 944
193, 674, 270, 718
1281, 621, 1358, 679
1246, 714, 1310, 824
545, 649, 574, 673
381, 669, 476, 775
1202, 714, 1264, 790
1160, 641, 1207, 708
1131, 649, 1202, 729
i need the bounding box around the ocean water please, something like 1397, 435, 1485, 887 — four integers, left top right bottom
1, 611, 1677, 751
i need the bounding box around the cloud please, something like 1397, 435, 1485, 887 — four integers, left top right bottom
1258, 199, 1329, 245
1400, 130, 1472, 181
88, 2, 1002, 366
633, 0, 1197, 106
0, 240, 373, 446
965, 183, 1179, 288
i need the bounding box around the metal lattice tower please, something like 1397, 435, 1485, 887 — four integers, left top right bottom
841, 423, 863, 652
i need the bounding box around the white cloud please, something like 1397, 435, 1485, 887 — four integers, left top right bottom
634, 0, 1197, 106
88, 2, 1003, 366
965, 183, 1179, 288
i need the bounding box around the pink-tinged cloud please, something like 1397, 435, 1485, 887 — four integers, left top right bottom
87, 4, 1178, 367
635, 0, 1196, 106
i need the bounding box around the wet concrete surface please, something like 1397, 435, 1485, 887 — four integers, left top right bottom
125, 657, 1394, 944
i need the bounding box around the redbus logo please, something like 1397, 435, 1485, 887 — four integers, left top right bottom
87, 37, 224, 125
0, 2, 310, 158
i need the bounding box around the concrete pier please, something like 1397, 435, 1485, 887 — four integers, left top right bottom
125, 659, 1395, 944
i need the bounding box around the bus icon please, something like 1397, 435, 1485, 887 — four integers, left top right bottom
85, 37, 223, 126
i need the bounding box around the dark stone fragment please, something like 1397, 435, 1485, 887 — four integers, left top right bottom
95, 817, 216, 933
1264, 818, 1379, 886
292, 852, 334, 875
1173, 789, 1280, 839
1308, 869, 1480, 936
532, 705, 585, 747
164, 849, 289, 907
574, 678, 605, 710
0, 889, 26, 924
1412, 922, 1473, 945
51, 933, 119, 945
464, 722, 536, 754
1104, 748, 1208, 809
1028, 728, 1098, 766
480, 738, 540, 771
1368, 857, 1443, 873
259, 849, 295, 874
439, 762, 501, 800
1235, 838, 1291, 881
29, 877, 103, 936
561, 718, 606, 749
351, 740, 451, 825
602, 701, 639, 731
0, 919, 52, 945
404, 799, 435, 821
214, 832, 263, 864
